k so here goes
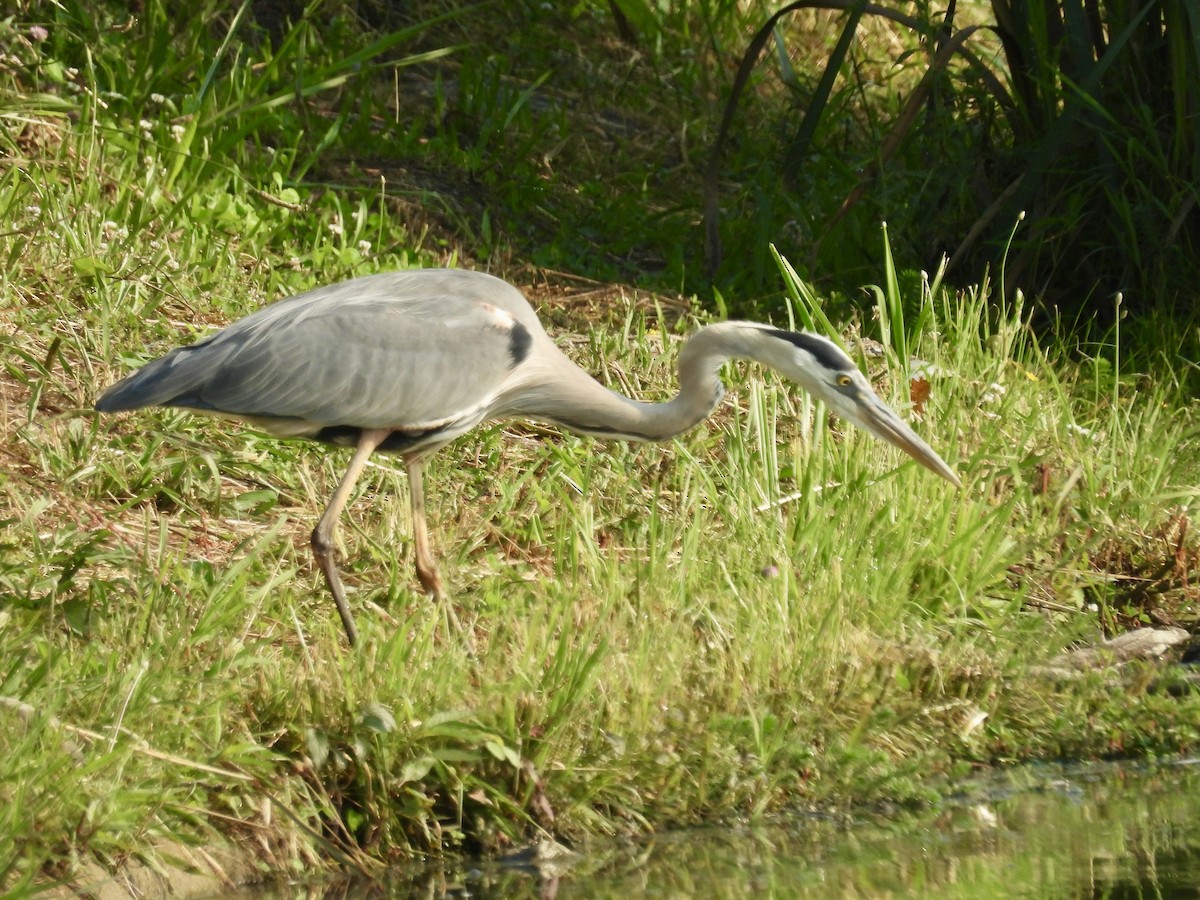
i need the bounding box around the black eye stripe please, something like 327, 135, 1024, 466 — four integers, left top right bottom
763, 329, 855, 372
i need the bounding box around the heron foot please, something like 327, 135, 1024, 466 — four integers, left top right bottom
312, 526, 359, 647
416, 566, 446, 602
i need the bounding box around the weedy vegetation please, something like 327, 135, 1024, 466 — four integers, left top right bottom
1, 0, 1198, 893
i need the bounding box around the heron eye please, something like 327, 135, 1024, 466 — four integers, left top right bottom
836, 374, 853, 387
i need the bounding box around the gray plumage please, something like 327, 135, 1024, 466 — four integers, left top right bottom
98, 271, 537, 447
97, 267, 961, 646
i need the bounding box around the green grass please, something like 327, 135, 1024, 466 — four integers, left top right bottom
1, 0, 1199, 893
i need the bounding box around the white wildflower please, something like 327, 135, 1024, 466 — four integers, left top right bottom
981, 382, 1006, 404
101, 220, 127, 241
1066, 423, 1094, 439
357, 240, 372, 254
170, 124, 186, 142
910, 360, 948, 380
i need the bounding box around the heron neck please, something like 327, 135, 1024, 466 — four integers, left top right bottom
512, 322, 763, 443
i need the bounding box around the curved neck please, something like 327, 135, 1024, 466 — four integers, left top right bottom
507, 322, 769, 442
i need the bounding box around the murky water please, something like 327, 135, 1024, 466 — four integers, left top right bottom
259, 759, 1200, 898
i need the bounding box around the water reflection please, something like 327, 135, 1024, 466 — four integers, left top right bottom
263, 760, 1200, 898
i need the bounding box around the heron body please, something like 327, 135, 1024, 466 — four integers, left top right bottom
97, 268, 960, 645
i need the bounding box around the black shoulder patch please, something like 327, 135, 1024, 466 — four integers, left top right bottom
765, 329, 854, 372
508, 320, 533, 367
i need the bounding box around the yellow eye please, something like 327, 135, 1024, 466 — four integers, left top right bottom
837, 374, 853, 387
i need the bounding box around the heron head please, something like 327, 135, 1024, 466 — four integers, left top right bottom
759, 328, 962, 488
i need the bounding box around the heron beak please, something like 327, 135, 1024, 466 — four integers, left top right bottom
852, 392, 962, 488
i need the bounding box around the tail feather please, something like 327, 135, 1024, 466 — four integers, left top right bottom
95, 350, 199, 412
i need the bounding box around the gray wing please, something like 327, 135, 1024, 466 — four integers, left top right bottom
96, 270, 539, 432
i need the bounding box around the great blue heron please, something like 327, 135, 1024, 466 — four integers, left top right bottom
97, 268, 961, 645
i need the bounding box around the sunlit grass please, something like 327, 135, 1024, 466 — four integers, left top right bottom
6, 165, 1199, 877
5, 141, 1200, 881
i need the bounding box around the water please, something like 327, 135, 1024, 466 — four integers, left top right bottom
260, 760, 1200, 898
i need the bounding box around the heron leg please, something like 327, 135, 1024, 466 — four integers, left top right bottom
405, 456, 446, 600
312, 428, 390, 646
